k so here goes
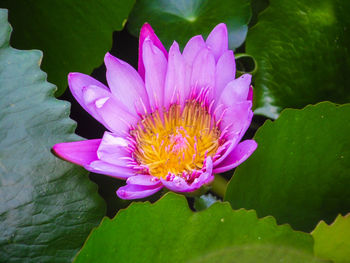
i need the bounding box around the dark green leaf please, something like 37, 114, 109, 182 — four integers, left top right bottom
312, 214, 350, 263
74, 193, 313, 263
127, 0, 251, 50
1, 0, 135, 96
249, 0, 269, 27
0, 9, 105, 262
247, 0, 350, 118
225, 102, 350, 232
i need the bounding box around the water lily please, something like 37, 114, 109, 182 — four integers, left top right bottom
53, 23, 257, 199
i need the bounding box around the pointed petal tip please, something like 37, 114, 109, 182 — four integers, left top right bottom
193, 34, 205, 41
168, 41, 181, 54
172, 40, 179, 46
213, 139, 258, 173
116, 188, 128, 199
184, 35, 206, 49
104, 52, 118, 67
104, 52, 128, 67
52, 143, 73, 164
209, 23, 228, 37
241, 73, 252, 82
215, 23, 227, 31
67, 72, 103, 91
67, 72, 81, 83
51, 143, 61, 156
116, 184, 163, 200
104, 51, 112, 60
139, 23, 167, 56
67, 72, 75, 80
52, 142, 68, 158
250, 139, 258, 150
52, 143, 71, 164
52, 140, 101, 167
138, 23, 167, 80
140, 22, 154, 34
206, 23, 229, 61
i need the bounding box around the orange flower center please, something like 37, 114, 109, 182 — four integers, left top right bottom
131, 102, 220, 178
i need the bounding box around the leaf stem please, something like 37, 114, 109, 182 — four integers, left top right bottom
211, 174, 228, 198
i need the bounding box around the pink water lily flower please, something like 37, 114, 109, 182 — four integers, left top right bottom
53, 23, 257, 199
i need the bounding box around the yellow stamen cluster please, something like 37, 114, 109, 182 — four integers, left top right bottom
131, 102, 220, 178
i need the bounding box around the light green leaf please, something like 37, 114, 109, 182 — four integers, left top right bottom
246, 0, 350, 118
225, 102, 350, 232
189, 245, 327, 263
74, 193, 314, 263
312, 214, 350, 263
127, 0, 251, 50
1, 0, 135, 96
0, 9, 105, 262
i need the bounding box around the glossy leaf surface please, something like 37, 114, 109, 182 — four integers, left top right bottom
74, 193, 313, 262
247, 0, 350, 118
128, 0, 251, 50
0, 10, 105, 262
1, 0, 135, 95
225, 102, 350, 232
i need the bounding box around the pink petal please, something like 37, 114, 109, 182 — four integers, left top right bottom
117, 184, 163, 199
52, 139, 101, 166
68, 73, 110, 126
138, 23, 168, 80
219, 101, 253, 139
126, 175, 160, 186
164, 41, 188, 108
160, 157, 214, 192
204, 156, 213, 175
215, 50, 236, 103
97, 132, 133, 166
247, 85, 254, 101
218, 74, 252, 107
104, 53, 150, 115
206, 23, 228, 62
214, 105, 253, 166
160, 172, 214, 193
143, 39, 167, 110
213, 137, 239, 166
89, 92, 139, 135
190, 48, 215, 99
81, 84, 121, 130
195, 173, 215, 188
85, 160, 136, 179
183, 35, 206, 68
213, 140, 257, 173
160, 176, 195, 192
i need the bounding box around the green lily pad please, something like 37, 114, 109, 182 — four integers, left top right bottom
74, 193, 313, 263
189, 245, 327, 263
1, 0, 135, 96
246, 0, 350, 118
127, 0, 251, 50
312, 214, 350, 263
225, 102, 350, 232
0, 9, 105, 262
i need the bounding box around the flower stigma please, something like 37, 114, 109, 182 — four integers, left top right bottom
131, 101, 220, 179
